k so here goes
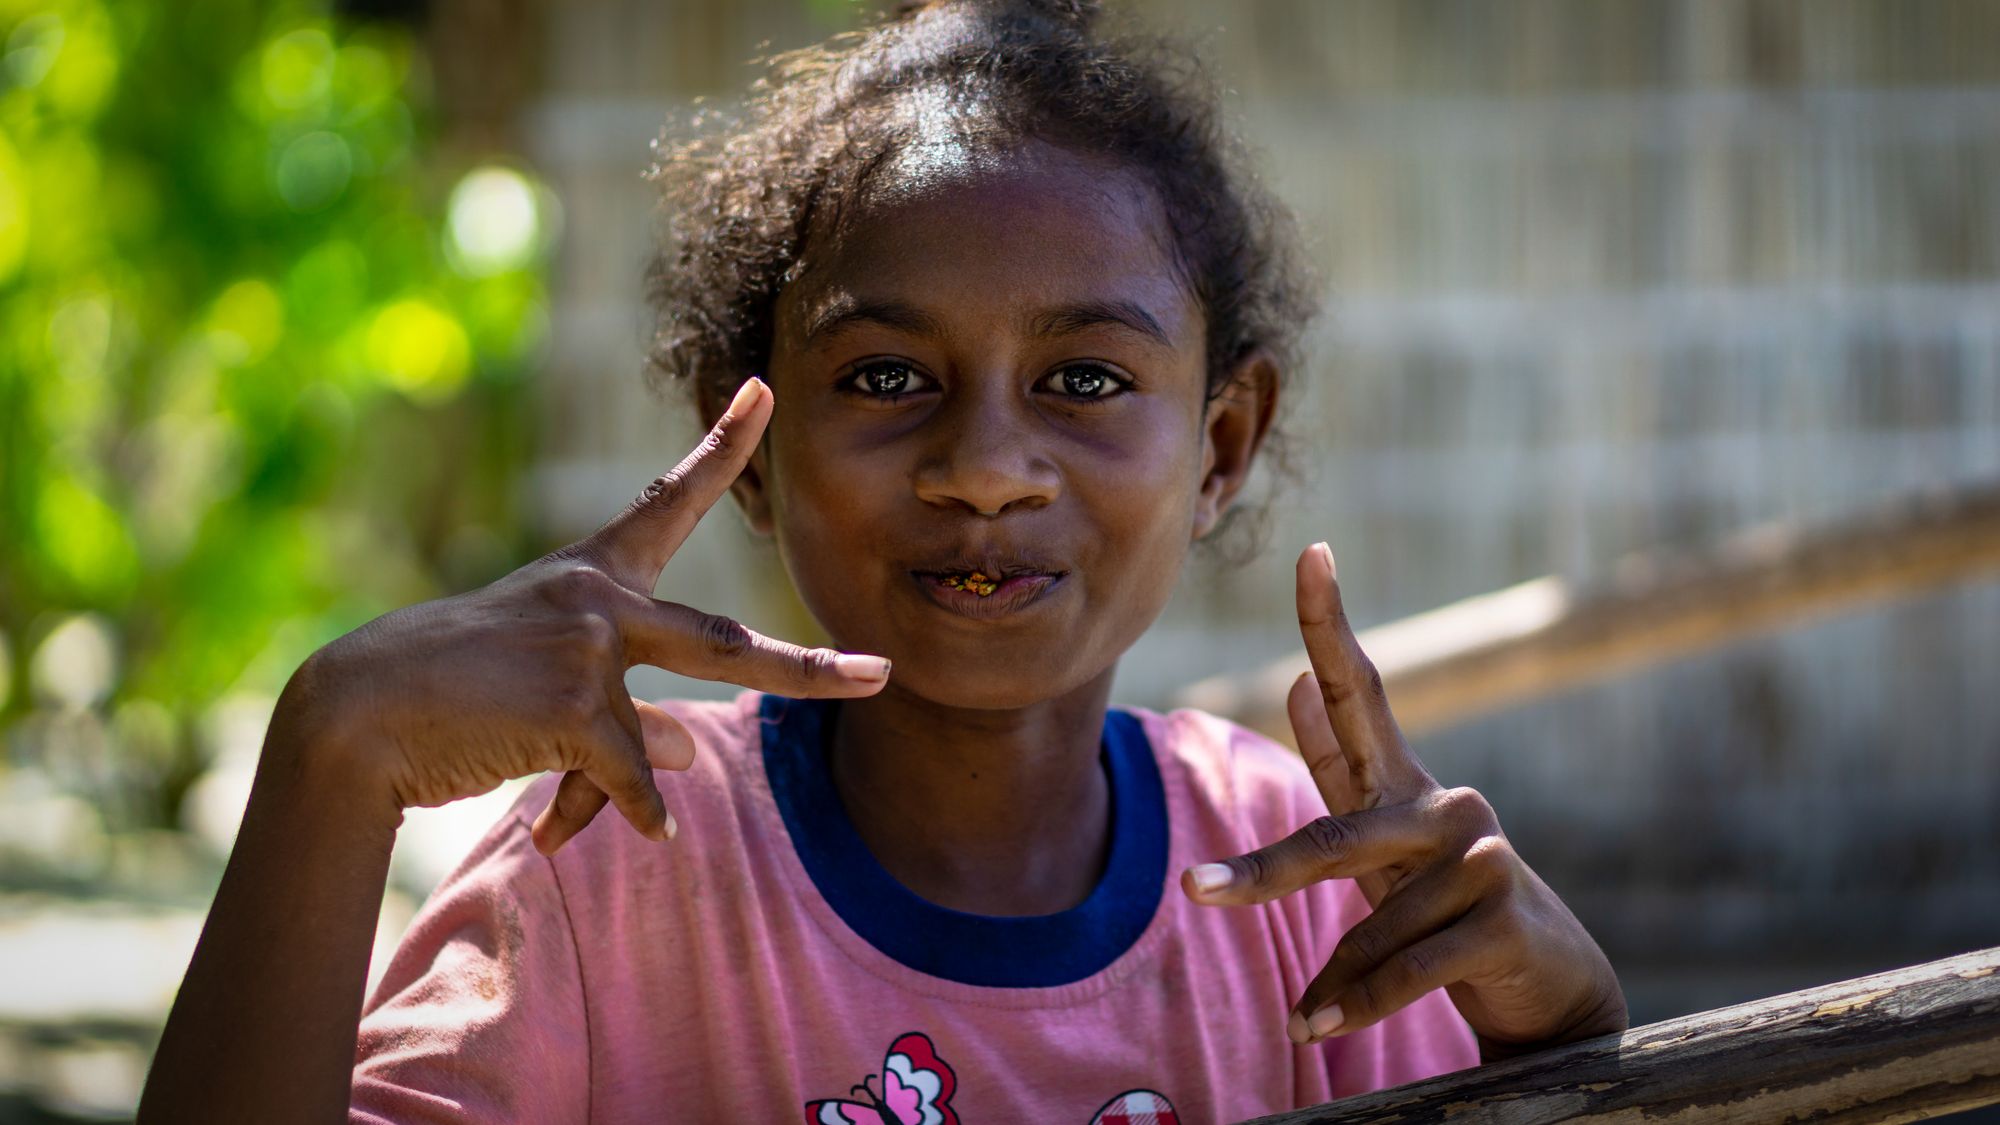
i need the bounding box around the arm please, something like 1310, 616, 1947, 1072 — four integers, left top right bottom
139, 664, 402, 1124
138, 378, 889, 1123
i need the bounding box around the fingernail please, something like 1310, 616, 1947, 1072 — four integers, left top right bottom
662, 811, 678, 841
726, 376, 767, 418
1313, 541, 1336, 581
1307, 1004, 1345, 1039
1286, 1010, 1310, 1044
833, 653, 891, 681
1189, 863, 1233, 894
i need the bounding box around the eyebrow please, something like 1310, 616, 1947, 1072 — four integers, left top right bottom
803, 299, 948, 348
801, 297, 1174, 350
1026, 300, 1173, 348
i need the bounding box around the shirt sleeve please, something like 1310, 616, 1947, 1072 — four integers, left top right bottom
349, 812, 590, 1125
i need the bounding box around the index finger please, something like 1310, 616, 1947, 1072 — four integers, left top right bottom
584, 376, 772, 591
1296, 542, 1432, 807
1180, 801, 1436, 907
622, 599, 892, 697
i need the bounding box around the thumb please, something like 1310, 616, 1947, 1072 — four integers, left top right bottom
633, 698, 698, 771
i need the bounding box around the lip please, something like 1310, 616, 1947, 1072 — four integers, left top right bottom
911, 570, 1065, 621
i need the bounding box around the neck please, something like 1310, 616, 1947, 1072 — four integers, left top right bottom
827, 670, 1116, 917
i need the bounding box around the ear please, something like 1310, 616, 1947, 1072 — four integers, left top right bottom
1192, 348, 1280, 541
696, 377, 776, 535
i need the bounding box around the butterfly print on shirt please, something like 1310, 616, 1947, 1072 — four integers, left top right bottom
1085, 1088, 1179, 1125
803, 1033, 1179, 1124
805, 1032, 959, 1125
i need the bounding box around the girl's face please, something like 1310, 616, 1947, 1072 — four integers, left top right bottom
734, 141, 1274, 710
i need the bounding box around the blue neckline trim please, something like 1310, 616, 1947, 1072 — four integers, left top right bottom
758, 693, 1167, 988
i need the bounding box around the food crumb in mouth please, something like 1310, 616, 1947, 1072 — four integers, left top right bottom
940, 571, 1000, 597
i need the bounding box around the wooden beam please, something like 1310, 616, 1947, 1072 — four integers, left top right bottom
1177, 481, 2000, 741
1241, 945, 2000, 1125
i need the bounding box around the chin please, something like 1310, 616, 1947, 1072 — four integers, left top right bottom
885, 662, 1091, 711
852, 636, 1112, 704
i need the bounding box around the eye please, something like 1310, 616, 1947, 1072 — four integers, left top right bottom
1040, 363, 1128, 400
841, 360, 933, 399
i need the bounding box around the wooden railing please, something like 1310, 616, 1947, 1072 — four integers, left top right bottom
1240, 946, 2000, 1124
1178, 481, 2000, 741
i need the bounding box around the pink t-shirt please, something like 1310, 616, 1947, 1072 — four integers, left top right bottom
350, 692, 1476, 1123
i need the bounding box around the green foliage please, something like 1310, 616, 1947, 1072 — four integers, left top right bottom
0, 0, 550, 832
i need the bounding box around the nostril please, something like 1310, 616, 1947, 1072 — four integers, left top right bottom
913, 484, 1051, 518
911, 442, 1061, 516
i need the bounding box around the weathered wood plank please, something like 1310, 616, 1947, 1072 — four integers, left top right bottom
1179, 482, 2000, 741
1240, 946, 2000, 1124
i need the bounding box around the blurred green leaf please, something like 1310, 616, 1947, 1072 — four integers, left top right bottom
0, 0, 549, 836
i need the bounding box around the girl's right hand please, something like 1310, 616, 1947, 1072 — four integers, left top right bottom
276, 377, 888, 854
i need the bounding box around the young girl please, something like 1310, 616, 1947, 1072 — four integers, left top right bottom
141, 1, 1625, 1120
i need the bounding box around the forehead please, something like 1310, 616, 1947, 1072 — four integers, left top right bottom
776, 141, 1200, 351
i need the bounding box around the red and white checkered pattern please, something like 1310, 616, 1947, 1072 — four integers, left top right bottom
1087, 1089, 1178, 1125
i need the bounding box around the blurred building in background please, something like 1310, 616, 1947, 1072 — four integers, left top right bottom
1, 0, 1997, 1120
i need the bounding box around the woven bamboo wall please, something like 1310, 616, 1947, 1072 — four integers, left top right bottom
523, 0, 2000, 1022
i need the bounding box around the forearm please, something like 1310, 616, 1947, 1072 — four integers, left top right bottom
140, 695, 402, 1125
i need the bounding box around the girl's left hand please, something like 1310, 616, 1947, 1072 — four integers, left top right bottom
1181, 543, 1628, 1058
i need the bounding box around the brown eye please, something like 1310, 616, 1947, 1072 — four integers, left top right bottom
866, 365, 910, 394
844, 361, 931, 397
1041, 364, 1125, 399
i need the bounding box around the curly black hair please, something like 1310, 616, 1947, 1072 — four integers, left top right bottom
643, 0, 1317, 551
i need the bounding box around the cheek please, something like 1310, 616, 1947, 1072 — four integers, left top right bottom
762, 420, 908, 580
1078, 400, 1209, 527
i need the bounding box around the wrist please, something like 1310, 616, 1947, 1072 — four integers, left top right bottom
1475, 985, 1628, 1064
264, 649, 406, 833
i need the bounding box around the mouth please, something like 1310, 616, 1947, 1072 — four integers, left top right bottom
910, 561, 1067, 619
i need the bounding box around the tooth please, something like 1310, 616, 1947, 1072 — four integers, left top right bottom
936, 570, 1000, 596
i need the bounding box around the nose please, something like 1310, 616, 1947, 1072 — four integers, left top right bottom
911, 385, 1061, 517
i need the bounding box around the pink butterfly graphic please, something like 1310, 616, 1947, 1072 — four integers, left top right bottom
1086, 1089, 1179, 1125
805, 1032, 959, 1125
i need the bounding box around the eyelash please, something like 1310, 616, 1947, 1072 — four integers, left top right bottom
838, 360, 933, 401
837, 360, 1132, 402
1040, 363, 1130, 401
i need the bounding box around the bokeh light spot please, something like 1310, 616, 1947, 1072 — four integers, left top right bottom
260, 27, 335, 112
365, 298, 471, 404
3, 13, 64, 87
333, 42, 396, 111
446, 166, 543, 276
30, 614, 118, 711
38, 5, 118, 119
205, 279, 284, 366
34, 475, 140, 602
273, 130, 352, 212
